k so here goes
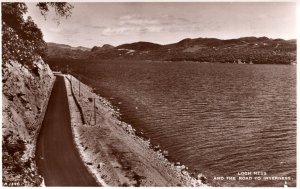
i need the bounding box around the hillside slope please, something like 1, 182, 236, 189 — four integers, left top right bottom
46, 37, 296, 64
47, 42, 90, 59
2, 58, 55, 186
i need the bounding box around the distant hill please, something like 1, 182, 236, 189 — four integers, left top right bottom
47, 43, 90, 59
46, 37, 296, 64
91, 44, 114, 52
76, 46, 90, 51
47, 42, 91, 51
116, 41, 162, 51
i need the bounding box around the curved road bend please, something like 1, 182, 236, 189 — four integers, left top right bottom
36, 75, 98, 186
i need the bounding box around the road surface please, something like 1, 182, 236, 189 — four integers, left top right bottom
36, 75, 98, 186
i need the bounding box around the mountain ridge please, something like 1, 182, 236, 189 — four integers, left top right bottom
46, 36, 296, 64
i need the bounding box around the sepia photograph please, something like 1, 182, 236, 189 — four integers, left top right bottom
2, 0, 297, 187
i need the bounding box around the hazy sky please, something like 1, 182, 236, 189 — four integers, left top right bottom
26, 2, 297, 48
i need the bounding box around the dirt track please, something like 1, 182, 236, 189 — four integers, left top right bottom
36, 75, 98, 186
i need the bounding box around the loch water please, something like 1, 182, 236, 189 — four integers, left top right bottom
77, 61, 296, 187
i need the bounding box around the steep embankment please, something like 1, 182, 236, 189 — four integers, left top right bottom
2, 58, 55, 186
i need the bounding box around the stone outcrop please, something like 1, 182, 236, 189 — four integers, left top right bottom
2, 58, 55, 186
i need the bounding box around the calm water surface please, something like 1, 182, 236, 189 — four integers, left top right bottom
76, 61, 296, 187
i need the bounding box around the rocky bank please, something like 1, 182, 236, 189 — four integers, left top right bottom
2, 58, 55, 186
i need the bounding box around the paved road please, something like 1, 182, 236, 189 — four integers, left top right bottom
36, 75, 98, 186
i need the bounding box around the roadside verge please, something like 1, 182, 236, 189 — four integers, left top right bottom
64, 75, 107, 186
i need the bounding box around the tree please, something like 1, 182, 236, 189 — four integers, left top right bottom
2, 3, 27, 33
2, 2, 73, 68
37, 2, 73, 19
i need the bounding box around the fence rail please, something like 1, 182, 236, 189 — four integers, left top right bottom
66, 75, 86, 125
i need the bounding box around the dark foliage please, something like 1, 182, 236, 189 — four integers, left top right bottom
1, 3, 27, 33
3, 134, 26, 157
37, 2, 73, 20
2, 3, 45, 67
2, 2, 73, 69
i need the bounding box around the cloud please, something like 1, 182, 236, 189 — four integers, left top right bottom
85, 37, 94, 41
118, 14, 160, 26
142, 26, 162, 32
117, 14, 191, 27
99, 14, 207, 36
84, 24, 107, 29
160, 14, 190, 25
48, 27, 62, 33
47, 26, 79, 35
101, 25, 162, 36
101, 27, 132, 35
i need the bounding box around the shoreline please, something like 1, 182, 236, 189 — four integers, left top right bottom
64, 74, 208, 186
72, 72, 209, 181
